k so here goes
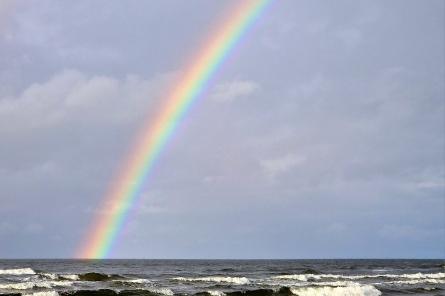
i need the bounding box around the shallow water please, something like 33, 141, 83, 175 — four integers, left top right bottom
0, 259, 443, 296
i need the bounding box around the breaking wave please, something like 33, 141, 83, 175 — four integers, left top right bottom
196, 286, 381, 296
378, 279, 445, 285
289, 284, 381, 296
0, 280, 73, 290
149, 288, 175, 295
113, 278, 152, 284
0, 267, 36, 275
173, 276, 250, 285
23, 292, 60, 296
273, 272, 445, 281
206, 291, 226, 296
58, 288, 174, 296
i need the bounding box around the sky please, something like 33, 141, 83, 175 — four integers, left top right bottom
0, 0, 444, 259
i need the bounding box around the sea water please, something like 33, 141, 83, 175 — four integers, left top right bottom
0, 259, 443, 296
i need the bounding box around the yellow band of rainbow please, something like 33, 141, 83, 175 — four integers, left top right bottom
77, 0, 272, 259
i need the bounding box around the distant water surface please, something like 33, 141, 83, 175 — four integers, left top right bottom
0, 259, 443, 296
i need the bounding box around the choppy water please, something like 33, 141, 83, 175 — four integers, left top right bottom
0, 259, 443, 296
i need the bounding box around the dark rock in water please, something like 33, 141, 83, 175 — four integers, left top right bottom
79, 272, 111, 281
221, 268, 236, 272
78, 272, 123, 281
194, 293, 212, 296
275, 287, 293, 296
245, 289, 274, 296
60, 289, 118, 296
226, 292, 244, 296
0, 294, 21, 296
119, 290, 161, 296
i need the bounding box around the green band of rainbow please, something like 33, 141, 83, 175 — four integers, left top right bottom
77, 0, 272, 259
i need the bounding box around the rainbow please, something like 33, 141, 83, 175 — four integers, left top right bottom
77, 0, 272, 259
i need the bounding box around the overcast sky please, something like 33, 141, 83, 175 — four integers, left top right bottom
0, 0, 444, 259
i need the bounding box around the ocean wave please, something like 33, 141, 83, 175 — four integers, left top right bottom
149, 288, 175, 295
110, 278, 153, 289
258, 280, 360, 288
23, 292, 60, 296
59, 288, 174, 296
378, 286, 442, 295
273, 272, 445, 281
0, 281, 36, 290
39, 272, 80, 282
289, 284, 381, 296
0, 280, 73, 290
370, 269, 393, 273
378, 278, 445, 285
173, 276, 250, 285
207, 291, 226, 296
41, 273, 58, 280
59, 289, 117, 296
60, 274, 80, 281
389, 272, 445, 279
0, 267, 36, 275
311, 281, 354, 287
227, 288, 275, 296
118, 278, 152, 284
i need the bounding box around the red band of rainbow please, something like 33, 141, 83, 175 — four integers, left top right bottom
77, 0, 272, 259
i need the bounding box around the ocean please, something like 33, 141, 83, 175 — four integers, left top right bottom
0, 259, 443, 296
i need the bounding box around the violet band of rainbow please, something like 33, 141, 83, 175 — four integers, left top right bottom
77, 0, 272, 259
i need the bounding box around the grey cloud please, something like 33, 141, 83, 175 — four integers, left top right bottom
210, 81, 259, 103
0, 0, 443, 258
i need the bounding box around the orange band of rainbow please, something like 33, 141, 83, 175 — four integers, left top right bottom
77, 0, 271, 259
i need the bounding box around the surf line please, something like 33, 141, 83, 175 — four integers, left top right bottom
77, 0, 272, 259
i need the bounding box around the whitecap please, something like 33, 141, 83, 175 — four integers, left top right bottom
116, 278, 151, 284
148, 287, 174, 296
41, 273, 58, 280
23, 292, 59, 296
173, 276, 250, 285
59, 274, 80, 280
207, 291, 226, 296
0, 280, 73, 290
377, 278, 445, 285
0, 282, 36, 290
272, 272, 445, 281
0, 268, 36, 275
289, 283, 381, 296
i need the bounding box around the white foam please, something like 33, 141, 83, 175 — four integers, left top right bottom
393, 272, 445, 279
149, 287, 174, 296
115, 278, 151, 284
0, 282, 36, 290
207, 291, 226, 296
273, 272, 445, 281
290, 284, 381, 296
41, 273, 58, 280
378, 279, 445, 285
0, 268, 36, 275
23, 292, 59, 296
173, 276, 250, 285
264, 280, 366, 288
371, 269, 391, 273
0, 280, 72, 290
312, 281, 354, 287
48, 281, 73, 287
60, 274, 80, 280
128, 278, 151, 283
274, 274, 317, 281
